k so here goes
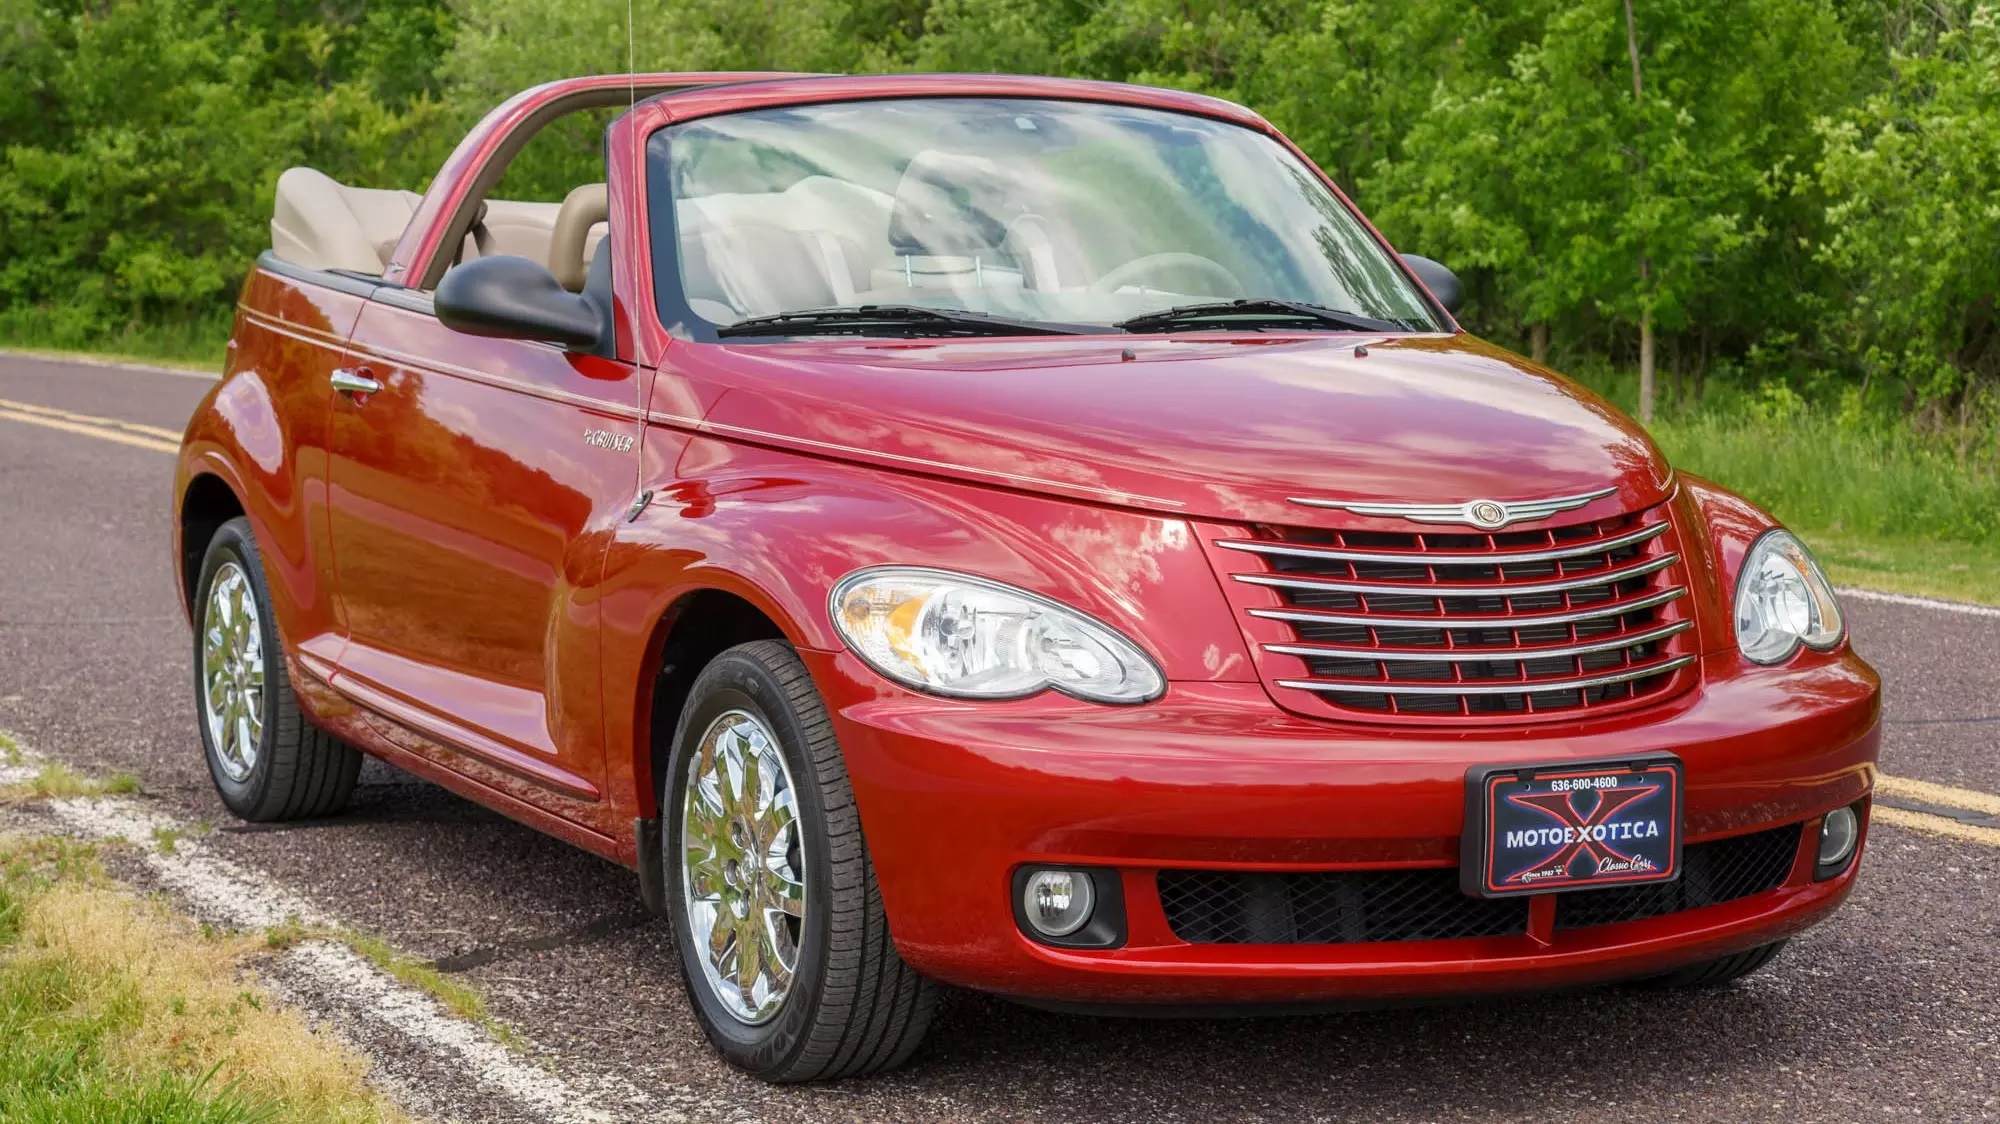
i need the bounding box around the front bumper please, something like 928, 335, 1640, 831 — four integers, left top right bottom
804, 646, 1880, 1006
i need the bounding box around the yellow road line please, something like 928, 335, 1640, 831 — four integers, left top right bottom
1877, 773, 2000, 817
0, 395, 184, 442
1872, 805, 2000, 848
0, 406, 180, 454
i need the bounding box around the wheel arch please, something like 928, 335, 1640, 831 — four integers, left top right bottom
176, 468, 249, 621
630, 585, 793, 818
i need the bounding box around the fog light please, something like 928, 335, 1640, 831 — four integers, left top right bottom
1021, 869, 1094, 938
1817, 805, 1860, 874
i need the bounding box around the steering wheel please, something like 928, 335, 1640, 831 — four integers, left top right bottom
1090, 252, 1243, 296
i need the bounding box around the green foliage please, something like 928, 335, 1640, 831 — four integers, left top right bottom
1816, 5, 2000, 403
0, 0, 452, 349
1366, 0, 1863, 364
4, 0, 1999, 561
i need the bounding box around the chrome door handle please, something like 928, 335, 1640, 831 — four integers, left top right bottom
330, 367, 383, 395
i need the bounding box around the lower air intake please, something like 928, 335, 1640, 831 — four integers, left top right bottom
1158, 824, 1803, 945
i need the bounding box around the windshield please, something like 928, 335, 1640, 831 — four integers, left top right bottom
647, 97, 1443, 338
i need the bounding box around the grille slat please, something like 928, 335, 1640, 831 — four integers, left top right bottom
1215, 520, 1669, 567
1234, 553, 1677, 598
1158, 825, 1801, 946
1276, 655, 1694, 696
1265, 619, 1691, 664
1248, 586, 1686, 632
1225, 504, 1694, 722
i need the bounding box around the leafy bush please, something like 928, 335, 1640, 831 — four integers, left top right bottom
1816, 6, 2000, 406
0, 0, 451, 351
3, 0, 1998, 539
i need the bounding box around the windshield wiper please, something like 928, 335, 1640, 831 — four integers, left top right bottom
716, 304, 1090, 339
1115, 298, 1409, 334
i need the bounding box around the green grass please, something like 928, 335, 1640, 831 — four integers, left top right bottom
0, 836, 403, 1124
333, 928, 518, 1049
1655, 412, 2000, 605
1648, 409, 2000, 544
262, 920, 517, 1050
1569, 367, 2000, 605
0, 846, 277, 1123
1805, 532, 2000, 606
2, 763, 142, 803
0, 308, 229, 371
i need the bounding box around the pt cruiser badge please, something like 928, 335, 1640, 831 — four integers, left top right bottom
583, 427, 634, 452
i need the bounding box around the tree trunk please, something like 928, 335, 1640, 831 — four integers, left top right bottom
1624, 0, 1655, 424
1638, 308, 1656, 423
1666, 331, 1683, 410
1623, 0, 1645, 101
1694, 321, 1711, 404
1530, 322, 1549, 364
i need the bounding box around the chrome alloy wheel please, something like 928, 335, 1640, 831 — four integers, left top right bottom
200, 560, 265, 783
680, 709, 807, 1025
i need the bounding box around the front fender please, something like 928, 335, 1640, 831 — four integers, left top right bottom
174, 271, 357, 654
1678, 474, 1866, 687
175, 372, 314, 634
597, 433, 1259, 812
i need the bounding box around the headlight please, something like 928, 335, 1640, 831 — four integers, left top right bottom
829, 567, 1165, 703
1733, 530, 1844, 664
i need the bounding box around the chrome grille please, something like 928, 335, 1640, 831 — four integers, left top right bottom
1211, 504, 1696, 721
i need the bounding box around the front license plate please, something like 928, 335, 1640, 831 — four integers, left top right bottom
1462, 756, 1683, 898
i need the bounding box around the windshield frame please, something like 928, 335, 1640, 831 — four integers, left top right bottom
641, 92, 1455, 345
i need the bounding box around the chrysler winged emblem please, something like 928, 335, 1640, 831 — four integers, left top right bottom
1289, 486, 1616, 531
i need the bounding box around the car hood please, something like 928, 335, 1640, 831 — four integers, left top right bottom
680, 333, 1673, 528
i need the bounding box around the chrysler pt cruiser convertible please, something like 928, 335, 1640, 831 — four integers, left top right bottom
173, 73, 1879, 1081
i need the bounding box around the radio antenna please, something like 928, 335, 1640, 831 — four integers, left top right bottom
627, 0, 637, 106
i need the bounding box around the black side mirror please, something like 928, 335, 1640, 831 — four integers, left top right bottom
435, 255, 604, 349
1400, 254, 1462, 315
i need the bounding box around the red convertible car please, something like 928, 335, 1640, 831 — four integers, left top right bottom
173, 72, 1879, 1081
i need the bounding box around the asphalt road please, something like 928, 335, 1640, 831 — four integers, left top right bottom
0, 351, 1995, 1122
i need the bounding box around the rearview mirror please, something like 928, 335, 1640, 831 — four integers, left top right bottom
1400, 254, 1462, 315
435, 255, 604, 350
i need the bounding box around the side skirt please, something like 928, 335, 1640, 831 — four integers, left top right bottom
287, 652, 633, 869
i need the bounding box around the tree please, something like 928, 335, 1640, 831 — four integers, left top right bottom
1368, 1, 1860, 409
1816, 4, 2000, 417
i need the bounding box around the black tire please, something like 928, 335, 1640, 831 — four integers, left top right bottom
1638, 940, 1788, 989
192, 517, 360, 822
662, 640, 937, 1082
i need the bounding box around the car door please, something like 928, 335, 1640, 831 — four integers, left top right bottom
325, 285, 647, 835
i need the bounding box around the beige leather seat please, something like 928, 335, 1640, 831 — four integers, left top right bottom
271, 167, 422, 274
273, 166, 605, 287
461, 199, 560, 264
680, 223, 846, 318
672, 177, 891, 319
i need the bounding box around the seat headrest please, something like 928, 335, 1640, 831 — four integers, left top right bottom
550, 183, 609, 291
885, 151, 1012, 258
